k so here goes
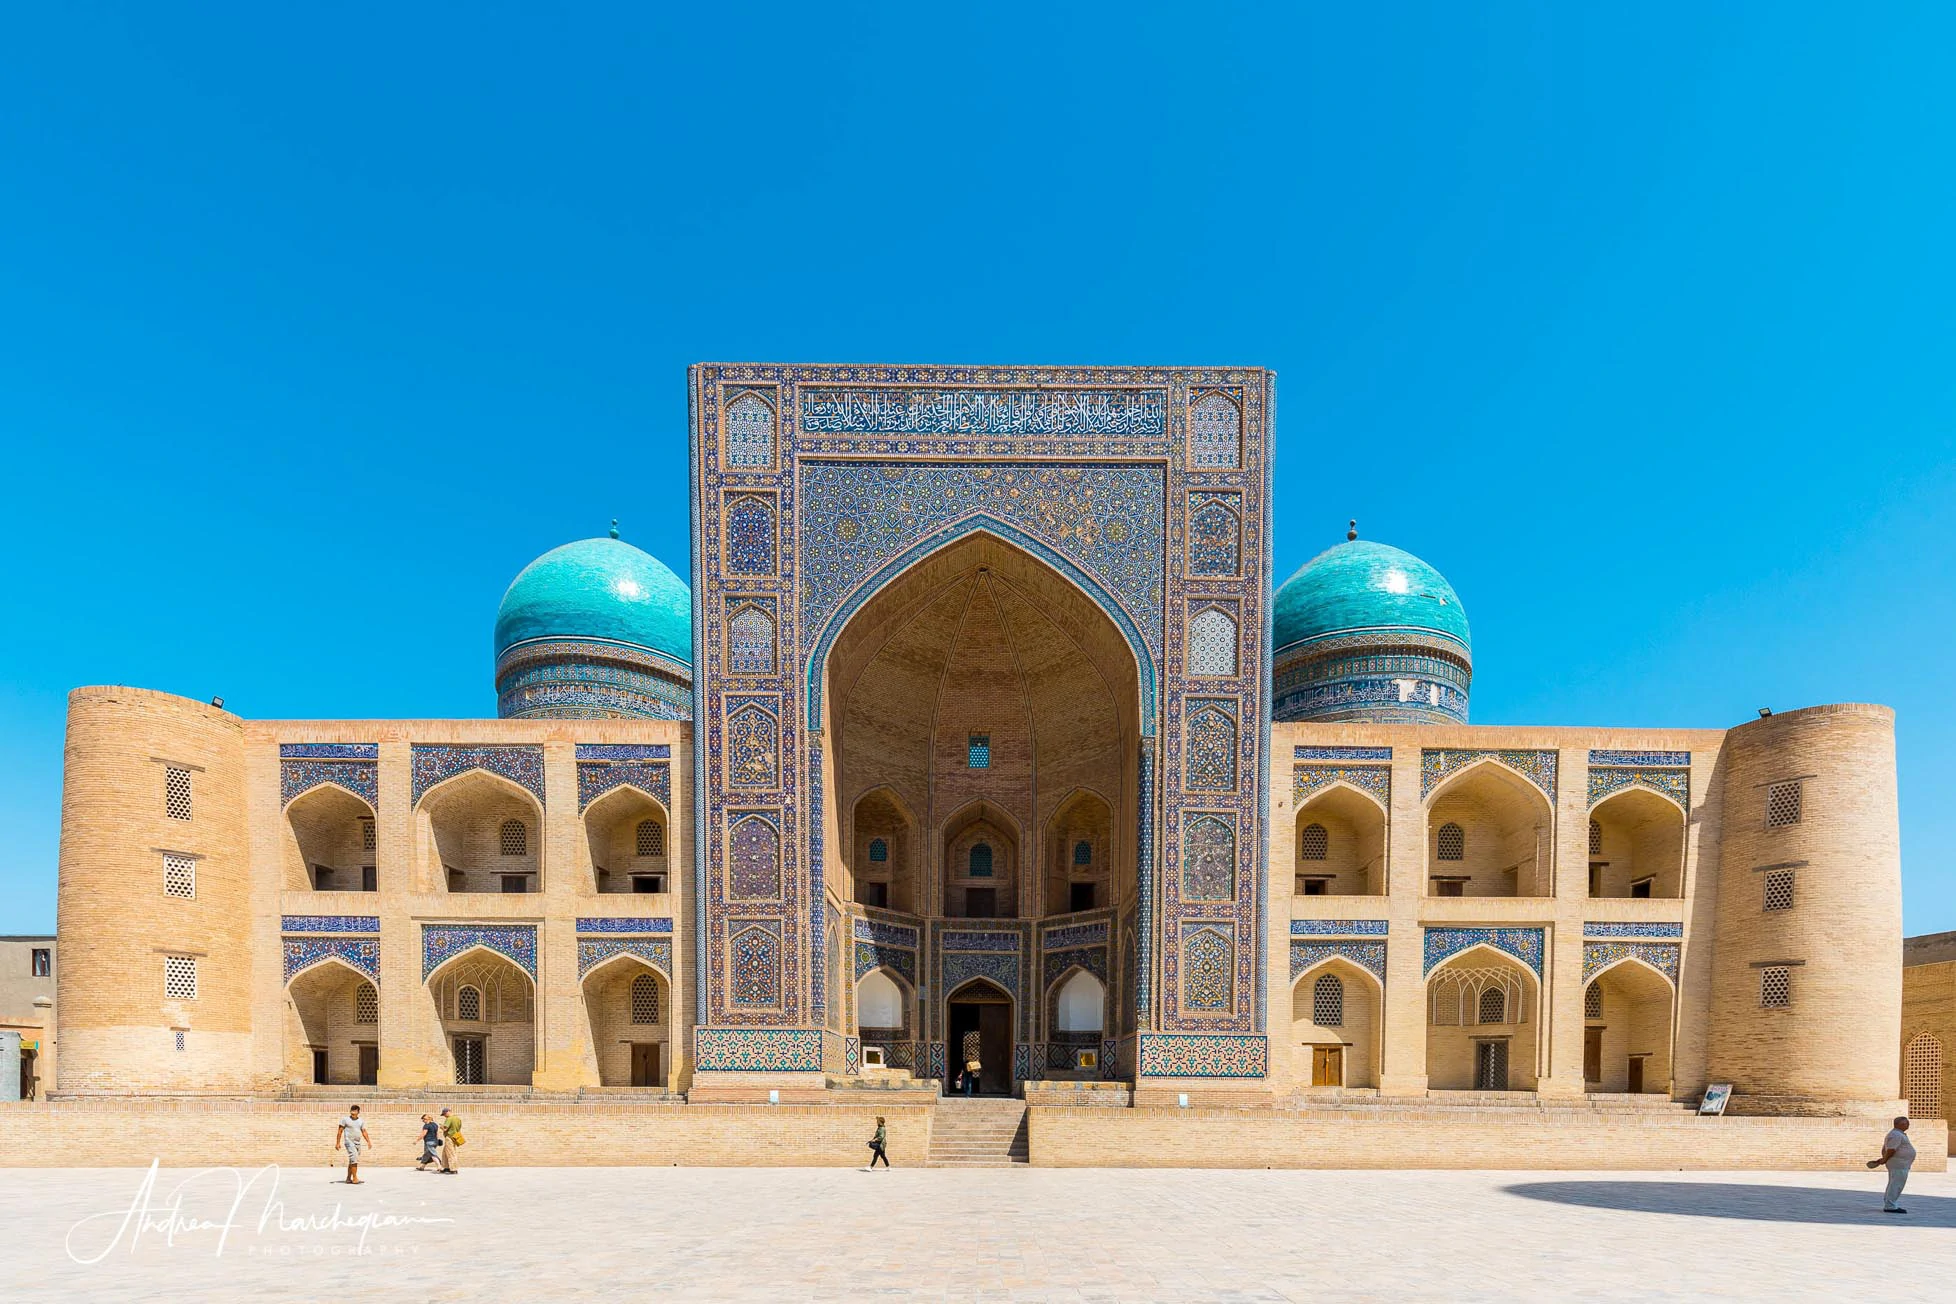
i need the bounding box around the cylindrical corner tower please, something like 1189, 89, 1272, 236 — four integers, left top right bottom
1706, 702, 1902, 1109
56, 686, 255, 1092
493, 524, 694, 719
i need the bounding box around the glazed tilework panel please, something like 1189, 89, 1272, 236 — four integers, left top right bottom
694, 1027, 823, 1073
282, 937, 379, 984
1583, 922, 1683, 939
280, 758, 378, 809
576, 917, 673, 934
1293, 764, 1390, 808
1187, 492, 1242, 576
1583, 941, 1681, 984
576, 760, 671, 812
1137, 1033, 1268, 1078
280, 915, 381, 934
1422, 927, 1545, 978
280, 743, 380, 760
576, 744, 673, 761
854, 917, 920, 948
723, 700, 780, 789
1590, 750, 1689, 768
578, 937, 674, 979
729, 922, 783, 1007
1179, 926, 1233, 1012
496, 645, 694, 721
1588, 767, 1690, 809
942, 952, 1021, 1002
1183, 701, 1238, 791
1042, 945, 1110, 994
1421, 749, 1557, 802
728, 815, 782, 899
1288, 919, 1389, 937
1294, 746, 1393, 761
410, 745, 546, 806
691, 365, 1272, 1048
1041, 919, 1109, 949
421, 924, 538, 980
854, 940, 917, 985
1290, 940, 1387, 983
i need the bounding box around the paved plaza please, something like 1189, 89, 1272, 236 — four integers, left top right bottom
5, 1164, 1951, 1302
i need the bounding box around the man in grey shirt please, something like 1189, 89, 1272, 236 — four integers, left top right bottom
335, 1104, 374, 1185
1866, 1115, 1916, 1213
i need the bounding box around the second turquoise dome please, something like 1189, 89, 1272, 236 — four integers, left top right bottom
1274, 538, 1469, 654
494, 534, 693, 664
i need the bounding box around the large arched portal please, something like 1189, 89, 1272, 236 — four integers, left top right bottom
824, 531, 1143, 1087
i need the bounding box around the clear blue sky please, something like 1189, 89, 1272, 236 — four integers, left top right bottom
2, 4, 1952, 934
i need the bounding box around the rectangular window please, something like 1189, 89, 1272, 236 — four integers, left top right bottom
313, 864, 335, 891
163, 852, 196, 900
176, 1031, 187, 1052
1765, 780, 1803, 829
1630, 878, 1653, 899
165, 766, 193, 821
361, 866, 377, 892
967, 735, 990, 769
631, 873, 667, 894
1070, 881, 1097, 911
1432, 878, 1465, 898
164, 955, 198, 1001
1764, 869, 1795, 912
31, 948, 51, 977
863, 881, 889, 909
1301, 877, 1329, 897
965, 887, 996, 918
1759, 965, 1792, 1008
500, 874, 529, 894
360, 817, 376, 852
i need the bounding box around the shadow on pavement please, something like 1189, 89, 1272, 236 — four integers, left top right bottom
1503, 1180, 1956, 1226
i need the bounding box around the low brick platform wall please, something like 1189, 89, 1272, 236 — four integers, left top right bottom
0, 1098, 932, 1168
1028, 1105, 1950, 1171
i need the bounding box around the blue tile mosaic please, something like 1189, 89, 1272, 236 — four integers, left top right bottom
280, 759, 378, 810
1288, 919, 1389, 936
725, 493, 777, 575
1179, 814, 1236, 901
1421, 748, 1557, 802
1180, 926, 1233, 1012
1290, 940, 1387, 983
1136, 1033, 1268, 1078
1423, 926, 1545, 977
694, 1027, 823, 1072
496, 640, 693, 722
1589, 749, 1690, 768
943, 951, 1020, 1001
283, 937, 380, 984
1582, 941, 1680, 985
1293, 746, 1393, 761
411, 745, 546, 806
578, 937, 673, 979
728, 814, 782, 899
1588, 767, 1690, 810
1187, 491, 1242, 576
421, 923, 538, 980
725, 699, 779, 789
575, 917, 673, 935
941, 930, 1021, 953
1583, 921, 1684, 939
1041, 920, 1109, 949
281, 915, 381, 935
799, 386, 1168, 437
854, 917, 919, 948
1041, 945, 1109, 993
576, 760, 671, 812
575, 743, 673, 761
854, 940, 917, 985
1184, 700, 1238, 791
1293, 764, 1390, 808
843, 1034, 861, 1075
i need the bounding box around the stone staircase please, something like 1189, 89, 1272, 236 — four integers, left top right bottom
929, 1096, 1030, 1167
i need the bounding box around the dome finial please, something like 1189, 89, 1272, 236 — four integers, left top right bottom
609, 518, 620, 540
1347, 519, 1359, 542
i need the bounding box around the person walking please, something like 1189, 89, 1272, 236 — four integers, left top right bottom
1867, 1115, 1917, 1213
862, 1116, 890, 1170
414, 1114, 441, 1170
438, 1106, 464, 1174
334, 1104, 374, 1185
964, 1055, 981, 1097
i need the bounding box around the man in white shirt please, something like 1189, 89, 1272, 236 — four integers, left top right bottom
1866, 1115, 1916, 1213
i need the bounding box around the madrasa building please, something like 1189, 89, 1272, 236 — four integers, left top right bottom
48, 364, 1931, 1167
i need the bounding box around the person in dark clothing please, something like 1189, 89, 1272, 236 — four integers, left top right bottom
414, 1114, 442, 1170
863, 1116, 890, 1169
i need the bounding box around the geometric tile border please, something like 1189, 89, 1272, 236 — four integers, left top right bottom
1293, 764, 1390, 808
1584, 921, 1683, 939
575, 743, 673, 761
280, 915, 381, 934
576, 760, 672, 812
1589, 749, 1689, 768
1582, 940, 1680, 985
1422, 926, 1545, 978
854, 940, 917, 986
578, 936, 674, 980
695, 1026, 824, 1073
411, 744, 546, 806
1136, 1033, 1269, 1078
1421, 748, 1557, 802
280, 758, 379, 809
576, 917, 673, 935
1289, 939, 1386, 983
1294, 746, 1392, 761
854, 917, 919, 948
421, 922, 539, 979
283, 936, 380, 984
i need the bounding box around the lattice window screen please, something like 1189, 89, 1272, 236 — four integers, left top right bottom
457, 986, 481, 1021
631, 973, 661, 1024
1766, 781, 1803, 829
163, 955, 198, 1000
1299, 823, 1328, 861
1588, 819, 1602, 856
1905, 1034, 1942, 1117
1312, 974, 1344, 1028
636, 820, 665, 857
1585, 983, 1603, 1019
165, 766, 192, 821
1437, 823, 1464, 861
355, 983, 378, 1023
1759, 966, 1792, 1008
163, 852, 196, 900
1764, 869, 1795, 912
499, 820, 527, 856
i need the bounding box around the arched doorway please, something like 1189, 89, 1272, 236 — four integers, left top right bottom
1588, 787, 1686, 898
1290, 958, 1382, 1088
947, 978, 1015, 1096
1426, 762, 1554, 898
1426, 948, 1541, 1091
427, 948, 535, 1085
284, 783, 377, 893
1583, 958, 1676, 1094
821, 531, 1144, 1089
285, 959, 379, 1086
580, 956, 671, 1088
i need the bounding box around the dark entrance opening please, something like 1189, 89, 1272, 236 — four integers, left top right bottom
946, 984, 1013, 1096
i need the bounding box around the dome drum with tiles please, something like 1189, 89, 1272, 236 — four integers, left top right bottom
493, 524, 693, 720
1272, 526, 1471, 725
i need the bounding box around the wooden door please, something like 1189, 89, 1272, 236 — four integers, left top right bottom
1311, 1045, 1343, 1087
1627, 1056, 1645, 1093
631, 1043, 661, 1088
358, 1045, 379, 1085
1583, 1027, 1603, 1083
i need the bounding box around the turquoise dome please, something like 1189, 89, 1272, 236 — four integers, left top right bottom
494, 532, 693, 665
1274, 538, 1469, 654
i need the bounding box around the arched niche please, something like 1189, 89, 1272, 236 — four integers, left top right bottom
284, 783, 377, 893
284, 958, 378, 1086
1425, 946, 1541, 1091
942, 799, 1020, 920
851, 787, 918, 914
426, 947, 536, 1085
1045, 788, 1113, 916
1584, 955, 1677, 1095
580, 954, 671, 1088
1425, 762, 1553, 898
416, 769, 544, 895
1290, 956, 1382, 1088
1588, 786, 1686, 899
1293, 784, 1387, 898
584, 784, 671, 896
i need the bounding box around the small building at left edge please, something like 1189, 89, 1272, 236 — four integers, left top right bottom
0, 936, 56, 1099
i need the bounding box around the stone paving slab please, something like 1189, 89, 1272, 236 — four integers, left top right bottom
3, 1165, 1950, 1302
